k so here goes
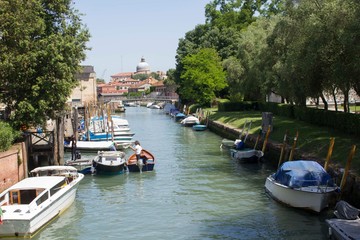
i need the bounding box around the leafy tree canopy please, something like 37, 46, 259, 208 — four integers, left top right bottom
179, 48, 227, 106
133, 73, 149, 81
96, 78, 105, 84
0, 0, 90, 129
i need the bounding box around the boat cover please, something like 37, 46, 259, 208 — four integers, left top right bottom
274, 160, 334, 188
334, 200, 360, 220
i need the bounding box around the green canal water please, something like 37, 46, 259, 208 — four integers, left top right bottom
33, 107, 332, 240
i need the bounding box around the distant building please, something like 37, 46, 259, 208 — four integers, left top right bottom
97, 57, 177, 102
68, 65, 97, 107
135, 57, 151, 74
110, 57, 151, 82
128, 77, 158, 94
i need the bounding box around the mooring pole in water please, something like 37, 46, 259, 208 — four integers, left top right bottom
278, 130, 288, 169
324, 137, 335, 171
239, 120, 248, 141
288, 131, 298, 161
261, 125, 271, 153
340, 145, 357, 191
71, 106, 78, 161
254, 129, 262, 150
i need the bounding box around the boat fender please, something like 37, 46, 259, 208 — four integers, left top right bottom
75, 151, 81, 159
235, 140, 244, 150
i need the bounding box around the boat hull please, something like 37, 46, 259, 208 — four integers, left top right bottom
127, 161, 155, 172
65, 159, 93, 174
192, 125, 207, 131
126, 149, 155, 172
230, 148, 264, 163
93, 162, 125, 174
180, 116, 200, 127
0, 174, 83, 238
64, 140, 134, 152
326, 218, 360, 240
265, 176, 336, 213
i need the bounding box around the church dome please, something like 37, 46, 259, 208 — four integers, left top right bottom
136, 57, 150, 73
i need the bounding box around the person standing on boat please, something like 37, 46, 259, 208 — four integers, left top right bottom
130, 140, 143, 163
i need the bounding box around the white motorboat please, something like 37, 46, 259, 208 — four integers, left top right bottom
265, 160, 339, 213
65, 158, 94, 174
87, 116, 131, 133
149, 104, 161, 109
64, 139, 134, 151
92, 151, 126, 174
0, 166, 84, 238
220, 138, 236, 149
230, 148, 264, 163
180, 116, 200, 126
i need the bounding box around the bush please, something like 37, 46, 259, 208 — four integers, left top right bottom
218, 101, 257, 111
0, 121, 18, 152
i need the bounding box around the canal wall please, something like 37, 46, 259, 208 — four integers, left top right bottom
208, 119, 360, 208
0, 142, 28, 192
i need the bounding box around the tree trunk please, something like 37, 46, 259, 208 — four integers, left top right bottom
331, 89, 338, 111
54, 116, 64, 165
320, 94, 328, 110
343, 93, 349, 113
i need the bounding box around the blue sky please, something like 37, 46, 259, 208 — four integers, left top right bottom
74, 0, 211, 81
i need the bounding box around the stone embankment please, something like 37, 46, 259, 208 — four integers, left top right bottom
207, 119, 360, 208
0, 143, 28, 192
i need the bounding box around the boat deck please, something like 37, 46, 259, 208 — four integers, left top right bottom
326, 218, 360, 239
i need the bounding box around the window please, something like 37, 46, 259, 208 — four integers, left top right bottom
50, 180, 67, 196
36, 192, 49, 206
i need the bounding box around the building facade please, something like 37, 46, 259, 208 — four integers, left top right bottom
68, 65, 97, 107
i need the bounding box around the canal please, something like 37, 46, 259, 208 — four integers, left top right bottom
35, 106, 332, 240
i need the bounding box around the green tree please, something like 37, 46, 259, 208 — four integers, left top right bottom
222, 56, 244, 101
179, 48, 227, 106
164, 69, 178, 93
133, 73, 149, 81
236, 16, 279, 101
0, 0, 90, 129
0, 121, 20, 152
96, 78, 105, 84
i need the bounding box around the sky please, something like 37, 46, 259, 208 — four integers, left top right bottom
74, 0, 211, 82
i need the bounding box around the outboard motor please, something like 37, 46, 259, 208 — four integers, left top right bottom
75, 150, 81, 159
137, 159, 144, 173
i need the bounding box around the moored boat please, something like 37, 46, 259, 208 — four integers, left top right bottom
230, 148, 264, 163
126, 149, 155, 172
192, 124, 207, 131
326, 200, 360, 240
80, 130, 134, 142
64, 139, 134, 152
174, 112, 186, 122
180, 116, 200, 126
265, 160, 339, 213
92, 151, 126, 174
220, 138, 236, 149
65, 158, 94, 174
0, 166, 84, 238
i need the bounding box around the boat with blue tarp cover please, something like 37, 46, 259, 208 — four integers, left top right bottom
265, 160, 339, 213
174, 112, 186, 122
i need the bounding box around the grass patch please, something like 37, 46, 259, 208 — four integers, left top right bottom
206, 109, 360, 174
